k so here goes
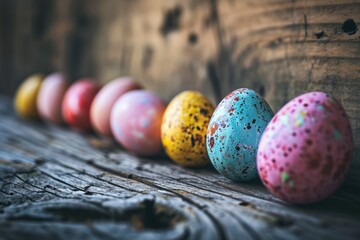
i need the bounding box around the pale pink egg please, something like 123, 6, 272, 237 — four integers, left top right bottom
37, 72, 68, 124
110, 90, 166, 156
90, 77, 141, 136
257, 92, 353, 204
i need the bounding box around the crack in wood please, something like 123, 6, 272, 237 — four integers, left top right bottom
15, 175, 66, 199
304, 14, 308, 39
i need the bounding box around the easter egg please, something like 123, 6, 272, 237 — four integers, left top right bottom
206, 88, 274, 181
90, 77, 142, 136
37, 72, 68, 124
161, 91, 214, 167
110, 90, 166, 156
62, 79, 100, 131
257, 92, 353, 204
14, 74, 44, 118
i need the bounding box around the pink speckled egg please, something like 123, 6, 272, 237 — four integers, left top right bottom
37, 72, 68, 124
110, 90, 166, 156
62, 79, 100, 131
257, 92, 353, 204
90, 77, 142, 136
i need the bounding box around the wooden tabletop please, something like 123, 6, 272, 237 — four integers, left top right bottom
0, 96, 359, 240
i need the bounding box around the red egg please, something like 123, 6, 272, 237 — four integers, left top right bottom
37, 72, 68, 124
90, 77, 142, 136
110, 90, 166, 156
62, 79, 100, 131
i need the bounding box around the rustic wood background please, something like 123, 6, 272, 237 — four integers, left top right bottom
0, 1, 360, 238
0, 0, 359, 182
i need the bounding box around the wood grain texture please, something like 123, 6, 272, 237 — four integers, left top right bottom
212, 0, 360, 189
1, 96, 360, 239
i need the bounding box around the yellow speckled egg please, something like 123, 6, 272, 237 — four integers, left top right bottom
161, 91, 215, 167
14, 74, 44, 119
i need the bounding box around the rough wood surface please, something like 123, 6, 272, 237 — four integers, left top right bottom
1, 96, 360, 240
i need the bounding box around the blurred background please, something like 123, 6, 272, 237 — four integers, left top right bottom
0, 0, 359, 163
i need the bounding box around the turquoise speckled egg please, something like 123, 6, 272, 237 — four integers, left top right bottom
206, 88, 274, 181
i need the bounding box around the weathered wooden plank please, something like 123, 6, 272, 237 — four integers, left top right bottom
1, 97, 360, 239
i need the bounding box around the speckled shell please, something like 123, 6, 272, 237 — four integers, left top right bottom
206, 88, 274, 181
110, 90, 166, 156
257, 92, 353, 204
161, 91, 215, 167
14, 74, 44, 119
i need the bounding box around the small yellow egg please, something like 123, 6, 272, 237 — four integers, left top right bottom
161, 91, 215, 167
14, 74, 44, 118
